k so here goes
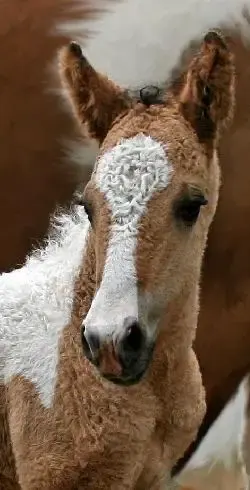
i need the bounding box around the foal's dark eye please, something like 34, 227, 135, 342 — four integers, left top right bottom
175, 194, 208, 226
83, 200, 93, 224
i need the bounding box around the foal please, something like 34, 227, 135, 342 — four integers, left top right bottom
0, 31, 234, 489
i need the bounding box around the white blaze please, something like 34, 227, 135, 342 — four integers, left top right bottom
84, 134, 173, 339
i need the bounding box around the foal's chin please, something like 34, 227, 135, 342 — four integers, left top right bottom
103, 368, 147, 387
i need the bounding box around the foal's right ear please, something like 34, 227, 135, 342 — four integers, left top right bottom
59, 42, 132, 144
179, 31, 235, 144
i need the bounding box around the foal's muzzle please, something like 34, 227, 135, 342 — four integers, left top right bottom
81, 317, 155, 385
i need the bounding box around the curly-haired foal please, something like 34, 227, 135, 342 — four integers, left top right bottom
0, 31, 234, 489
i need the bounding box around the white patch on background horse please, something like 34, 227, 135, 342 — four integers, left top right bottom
176, 377, 249, 488
0, 207, 89, 408
58, 0, 250, 89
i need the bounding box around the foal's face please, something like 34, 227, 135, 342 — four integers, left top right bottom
59, 33, 235, 385
82, 112, 219, 384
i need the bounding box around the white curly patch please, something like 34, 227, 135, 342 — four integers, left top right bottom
96, 134, 172, 233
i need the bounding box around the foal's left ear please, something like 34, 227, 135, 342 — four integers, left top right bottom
179, 31, 235, 143
59, 42, 132, 144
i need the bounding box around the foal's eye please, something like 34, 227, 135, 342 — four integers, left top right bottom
175, 194, 208, 226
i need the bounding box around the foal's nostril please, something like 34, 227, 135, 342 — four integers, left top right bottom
81, 328, 92, 360
122, 319, 144, 354
81, 327, 100, 363
118, 318, 147, 374
124, 323, 143, 352
87, 332, 100, 352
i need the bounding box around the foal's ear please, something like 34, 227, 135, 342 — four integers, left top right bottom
59, 42, 132, 144
179, 31, 235, 143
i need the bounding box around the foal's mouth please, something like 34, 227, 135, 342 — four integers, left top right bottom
98, 340, 155, 386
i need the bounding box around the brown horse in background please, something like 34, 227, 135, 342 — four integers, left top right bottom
1, 0, 250, 487
0, 0, 94, 273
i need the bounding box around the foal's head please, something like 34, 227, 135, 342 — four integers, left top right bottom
59, 32, 235, 385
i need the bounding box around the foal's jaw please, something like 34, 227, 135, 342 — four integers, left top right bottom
59, 31, 235, 385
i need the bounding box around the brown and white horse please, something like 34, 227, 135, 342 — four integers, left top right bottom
2, 0, 250, 488
56, 1, 250, 487
0, 30, 234, 488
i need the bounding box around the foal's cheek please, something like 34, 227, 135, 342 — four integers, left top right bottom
141, 240, 192, 305
136, 228, 167, 290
